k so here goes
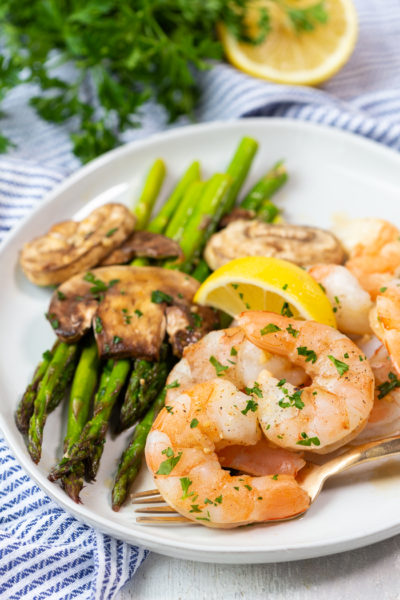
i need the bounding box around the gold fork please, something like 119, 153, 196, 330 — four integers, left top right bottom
132, 435, 400, 525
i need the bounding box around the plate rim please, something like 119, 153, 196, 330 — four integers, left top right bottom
2, 117, 400, 563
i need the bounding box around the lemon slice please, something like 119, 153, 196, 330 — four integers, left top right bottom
219, 0, 358, 85
194, 256, 336, 326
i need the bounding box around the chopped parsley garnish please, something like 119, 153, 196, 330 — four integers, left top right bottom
334, 295, 340, 305
277, 378, 286, 387
113, 335, 122, 344
234, 486, 239, 491
57, 290, 66, 301
230, 346, 238, 356
282, 283, 288, 290
377, 372, 400, 399
190, 418, 199, 428
151, 290, 173, 305
83, 272, 119, 299
241, 399, 259, 415
278, 389, 304, 410
189, 505, 202, 513
215, 495, 222, 504
165, 380, 180, 389
165, 405, 174, 414
177, 292, 184, 299
94, 316, 103, 333
244, 381, 263, 398
318, 283, 326, 293
191, 313, 203, 328
328, 355, 349, 377
134, 309, 143, 318
359, 355, 365, 362
209, 355, 229, 376
260, 323, 281, 335
343, 352, 349, 359
296, 432, 321, 447
281, 302, 294, 317
297, 346, 317, 364
180, 477, 194, 500
286, 324, 299, 338
46, 313, 59, 329
231, 283, 239, 289
380, 287, 388, 293
271, 474, 279, 480
156, 447, 182, 475
244, 484, 252, 491
105, 227, 118, 237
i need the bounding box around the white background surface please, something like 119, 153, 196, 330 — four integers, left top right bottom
120, 536, 400, 599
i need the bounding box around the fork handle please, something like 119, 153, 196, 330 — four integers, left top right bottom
302, 435, 400, 501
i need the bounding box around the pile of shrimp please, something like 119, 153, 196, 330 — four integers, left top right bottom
145, 217, 400, 529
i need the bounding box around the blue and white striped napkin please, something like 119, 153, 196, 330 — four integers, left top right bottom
1, 0, 400, 598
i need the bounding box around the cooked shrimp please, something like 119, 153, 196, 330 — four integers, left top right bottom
308, 264, 373, 336
370, 279, 400, 375
355, 343, 400, 442
333, 218, 400, 299
165, 327, 308, 401
237, 311, 375, 453
217, 437, 306, 477
145, 379, 310, 528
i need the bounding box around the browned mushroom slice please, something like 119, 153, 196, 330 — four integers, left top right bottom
204, 220, 346, 271
100, 231, 183, 266
165, 305, 219, 357
20, 203, 135, 286
48, 266, 210, 360
219, 207, 255, 229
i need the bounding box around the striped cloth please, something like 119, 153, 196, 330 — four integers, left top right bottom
0, 0, 399, 597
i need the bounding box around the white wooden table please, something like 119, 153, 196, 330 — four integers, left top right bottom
120, 535, 400, 599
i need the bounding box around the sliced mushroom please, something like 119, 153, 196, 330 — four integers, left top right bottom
100, 230, 183, 266
165, 304, 219, 357
219, 207, 255, 229
48, 266, 217, 360
20, 203, 135, 286
204, 219, 346, 270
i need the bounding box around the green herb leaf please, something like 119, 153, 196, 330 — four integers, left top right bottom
286, 324, 299, 338
190, 418, 199, 428
209, 355, 229, 376
244, 381, 263, 398
180, 477, 193, 499
297, 346, 317, 364
377, 372, 400, 399
151, 290, 173, 305
328, 355, 349, 377
296, 433, 321, 447
260, 323, 281, 335
241, 399, 259, 415
156, 448, 182, 475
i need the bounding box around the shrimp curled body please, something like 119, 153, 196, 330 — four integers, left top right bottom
237, 311, 375, 453
146, 379, 310, 528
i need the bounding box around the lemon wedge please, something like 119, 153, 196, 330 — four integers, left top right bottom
219, 0, 358, 86
194, 256, 336, 326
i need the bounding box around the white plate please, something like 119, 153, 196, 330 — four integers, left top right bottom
1, 118, 400, 564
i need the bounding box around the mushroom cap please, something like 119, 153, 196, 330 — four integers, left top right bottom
205, 220, 346, 271
48, 266, 218, 360
20, 203, 135, 286
100, 230, 183, 266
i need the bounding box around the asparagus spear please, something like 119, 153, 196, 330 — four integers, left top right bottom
60, 340, 100, 502
148, 161, 200, 234
166, 173, 231, 271
132, 159, 166, 230
191, 258, 211, 282
164, 181, 206, 242
83, 362, 112, 481
257, 198, 280, 223
222, 137, 258, 215
48, 358, 130, 480
119, 345, 169, 431
241, 160, 288, 212
112, 389, 166, 511
15, 344, 58, 434
28, 342, 78, 464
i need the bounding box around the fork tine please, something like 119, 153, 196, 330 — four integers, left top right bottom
136, 516, 195, 525
135, 505, 178, 514
132, 495, 164, 504
131, 488, 160, 499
